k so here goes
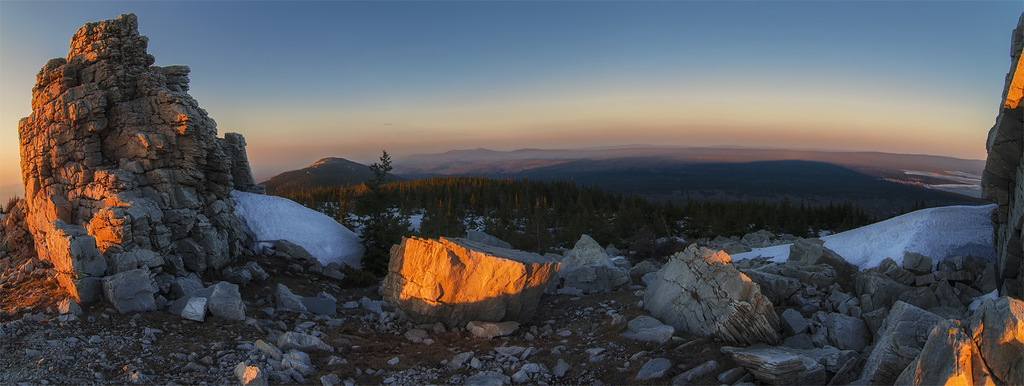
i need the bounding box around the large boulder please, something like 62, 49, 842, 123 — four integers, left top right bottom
895, 319, 994, 386
561, 234, 614, 268
968, 296, 1024, 385
858, 301, 945, 384
644, 245, 778, 345
12, 14, 262, 302
382, 237, 559, 326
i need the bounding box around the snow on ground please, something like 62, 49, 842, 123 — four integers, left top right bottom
732, 204, 997, 270
231, 190, 364, 268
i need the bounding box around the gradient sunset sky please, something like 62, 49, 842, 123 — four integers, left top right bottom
1, 1, 1021, 199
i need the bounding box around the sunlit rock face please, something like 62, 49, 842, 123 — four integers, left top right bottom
644, 245, 779, 345
382, 237, 560, 327
16, 14, 260, 302
983, 13, 1024, 299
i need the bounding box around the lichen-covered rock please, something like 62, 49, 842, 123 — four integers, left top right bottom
382, 237, 559, 326
983, 13, 1024, 299
644, 245, 779, 345
15, 13, 261, 301
895, 319, 994, 386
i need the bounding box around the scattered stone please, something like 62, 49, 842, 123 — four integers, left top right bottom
282, 349, 315, 376
57, 298, 83, 315
553, 359, 570, 377
467, 321, 520, 339
387, 357, 400, 365
206, 281, 246, 321
620, 316, 674, 344
465, 371, 511, 386
179, 297, 207, 322
320, 373, 341, 386
276, 284, 307, 313
448, 352, 474, 370
635, 358, 671, 380
404, 329, 429, 343
235, 362, 268, 386
644, 245, 779, 345
278, 331, 332, 352
671, 359, 719, 385
254, 339, 282, 361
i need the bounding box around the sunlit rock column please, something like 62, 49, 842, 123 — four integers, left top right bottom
17, 14, 258, 302
982, 12, 1024, 298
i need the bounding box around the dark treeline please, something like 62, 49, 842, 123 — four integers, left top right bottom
272, 176, 879, 255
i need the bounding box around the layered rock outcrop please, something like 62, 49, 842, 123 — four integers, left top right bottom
983, 13, 1024, 298
382, 237, 560, 326
644, 245, 779, 345
14, 14, 261, 303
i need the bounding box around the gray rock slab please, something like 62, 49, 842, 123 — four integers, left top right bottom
621, 315, 674, 344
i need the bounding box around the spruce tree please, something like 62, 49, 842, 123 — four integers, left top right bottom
353, 150, 408, 275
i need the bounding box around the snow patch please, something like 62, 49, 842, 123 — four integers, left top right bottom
732, 204, 997, 270
231, 190, 364, 268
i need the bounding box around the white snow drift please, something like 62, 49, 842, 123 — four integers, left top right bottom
732, 204, 997, 270
231, 190, 364, 268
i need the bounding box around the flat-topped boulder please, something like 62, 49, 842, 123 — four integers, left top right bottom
382, 237, 559, 326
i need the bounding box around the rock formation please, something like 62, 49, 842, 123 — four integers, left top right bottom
982, 12, 1024, 298
644, 245, 779, 345
894, 319, 994, 386
14, 14, 261, 304
382, 237, 560, 326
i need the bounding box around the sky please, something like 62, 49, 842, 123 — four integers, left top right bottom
1, 1, 1021, 199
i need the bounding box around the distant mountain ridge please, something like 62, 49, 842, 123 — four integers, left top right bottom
260, 157, 403, 193
394, 146, 984, 178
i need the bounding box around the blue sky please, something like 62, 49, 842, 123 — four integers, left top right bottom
1, 1, 1021, 198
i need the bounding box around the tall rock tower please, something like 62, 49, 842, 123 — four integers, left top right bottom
16, 14, 261, 303
982, 13, 1024, 298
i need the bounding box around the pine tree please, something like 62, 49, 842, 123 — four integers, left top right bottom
352, 150, 409, 275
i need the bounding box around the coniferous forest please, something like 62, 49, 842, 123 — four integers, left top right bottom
271, 175, 877, 257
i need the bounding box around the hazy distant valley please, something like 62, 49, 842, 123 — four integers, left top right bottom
264, 146, 987, 217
